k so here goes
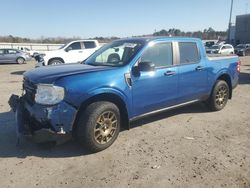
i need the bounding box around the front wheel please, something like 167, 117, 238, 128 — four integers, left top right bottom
207, 80, 229, 111
16, 57, 25, 64
49, 59, 63, 65
76, 101, 120, 152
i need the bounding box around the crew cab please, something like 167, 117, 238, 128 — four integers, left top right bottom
9, 37, 240, 152
35, 40, 101, 66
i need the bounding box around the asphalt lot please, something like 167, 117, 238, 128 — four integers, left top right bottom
0, 57, 250, 188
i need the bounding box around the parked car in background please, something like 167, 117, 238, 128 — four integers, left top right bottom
35, 40, 101, 66
19, 47, 39, 57
206, 44, 234, 55
9, 37, 240, 152
234, 44, 250, 56
0, 49, 31, 64
204, 40, 217, 48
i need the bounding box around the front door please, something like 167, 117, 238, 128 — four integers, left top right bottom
131, 42, 179, 117
0, 49, 6, 63
65, 42, 83, 63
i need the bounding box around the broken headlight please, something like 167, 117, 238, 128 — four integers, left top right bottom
35, 84, 64, 105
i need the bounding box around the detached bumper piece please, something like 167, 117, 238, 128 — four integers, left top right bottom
8, 94, 77, 144
34, 54, 45, 67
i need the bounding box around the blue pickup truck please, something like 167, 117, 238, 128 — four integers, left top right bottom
9, 37, 240, 152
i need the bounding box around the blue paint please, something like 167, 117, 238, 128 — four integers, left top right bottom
21, 37, 239, 134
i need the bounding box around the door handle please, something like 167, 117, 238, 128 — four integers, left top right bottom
164, 71, 176, 76
195, 66, 204, 71
79, 51, 83, 53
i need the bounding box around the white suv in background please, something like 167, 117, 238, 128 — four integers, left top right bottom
36, 40, 101, 66
206, 44, 234, 55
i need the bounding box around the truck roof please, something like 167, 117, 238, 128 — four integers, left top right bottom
117, 37, 202, 44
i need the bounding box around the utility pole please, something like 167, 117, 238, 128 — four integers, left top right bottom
228, 0, 234, 44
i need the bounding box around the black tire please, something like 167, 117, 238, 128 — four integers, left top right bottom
49, 59, 63, 65
16, 57, 25, 64
76, 101, 120, 152
207, 80, 229, 111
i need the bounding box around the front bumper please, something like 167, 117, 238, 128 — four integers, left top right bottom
8, 94, 77, 143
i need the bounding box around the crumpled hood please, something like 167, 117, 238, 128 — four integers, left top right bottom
24, 63, 114, 84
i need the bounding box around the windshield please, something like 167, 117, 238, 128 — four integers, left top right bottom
236, 44, 245, 48
85, 40, 144, 66
58, 44, 67, 49
211, 45, 220, 49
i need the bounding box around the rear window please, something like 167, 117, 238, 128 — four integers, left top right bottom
83, 41, 96, 49
226, 45, 232, 49
179, 42, 200, 64
7, 49, 18, 54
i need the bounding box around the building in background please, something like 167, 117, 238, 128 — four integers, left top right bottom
235, 14, 250, 44
229, 25, 235, 44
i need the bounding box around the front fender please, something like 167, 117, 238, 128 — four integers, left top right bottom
78, 86, 132, 118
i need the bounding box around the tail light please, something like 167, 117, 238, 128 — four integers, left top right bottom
237, 61, 241, 73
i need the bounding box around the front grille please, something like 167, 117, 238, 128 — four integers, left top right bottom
23, 78, 36, 105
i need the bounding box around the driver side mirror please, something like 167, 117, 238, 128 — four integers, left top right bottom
138, 61, 155, 72
65, 47, 73, 52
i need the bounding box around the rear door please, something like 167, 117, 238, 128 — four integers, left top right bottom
81, 41, 98, 61
3, 49, 18, 63
177, 41, 208, 102
131, 41, 179, 116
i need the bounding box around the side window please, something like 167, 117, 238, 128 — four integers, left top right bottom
7, 49, 17, 54
0, 49, 4, 55
141, 42, 173, 68
83, 41, 96, 49
67, 42, 81, 50
179, 42, 200, 64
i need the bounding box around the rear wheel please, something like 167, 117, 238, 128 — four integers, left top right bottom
76, 101, 120, 152
16, 57, 25, 64
207, 80, 229, 111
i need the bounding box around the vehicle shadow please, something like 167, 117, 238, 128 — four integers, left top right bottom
0, 102, 209, 159
0, 111, 92, 159
239, 72, 250, 85
130, 102, 209, 128
11, 71, 26, 75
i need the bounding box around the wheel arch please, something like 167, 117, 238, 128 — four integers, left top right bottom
216, 73, 232, 99
73, 92, 130, 135
16, 56, 25, 63
48, 57, 65, 65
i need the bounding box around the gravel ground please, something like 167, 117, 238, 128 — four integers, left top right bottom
0, 57, 249, 188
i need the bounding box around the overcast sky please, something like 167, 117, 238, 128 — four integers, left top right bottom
0, 0, 249, 38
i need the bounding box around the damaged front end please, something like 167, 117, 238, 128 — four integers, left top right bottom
8, 79, 77, 144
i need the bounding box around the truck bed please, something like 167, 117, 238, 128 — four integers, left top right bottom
207, 54, 238, 61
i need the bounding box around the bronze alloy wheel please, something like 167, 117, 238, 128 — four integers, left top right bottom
94, 111, 118, 144
215, 85, 228, 107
